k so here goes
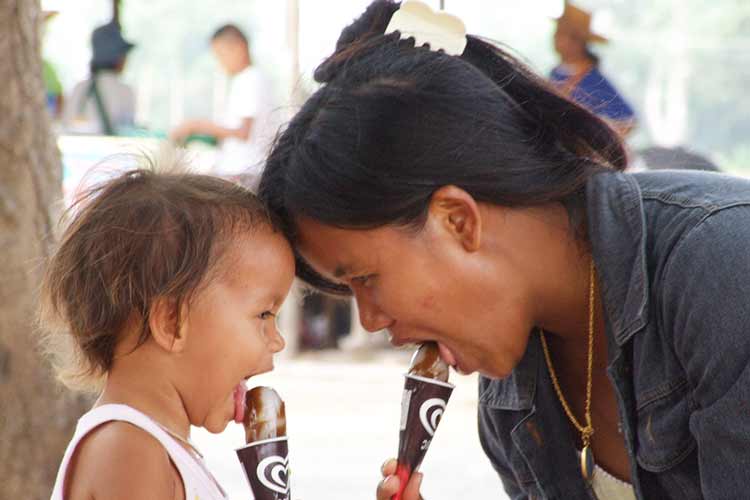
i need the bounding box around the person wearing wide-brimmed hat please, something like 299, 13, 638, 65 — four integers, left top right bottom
550, 2, 636, 136
62, 21, 136, 135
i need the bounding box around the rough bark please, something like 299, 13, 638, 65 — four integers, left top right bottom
0, 1, 88, 498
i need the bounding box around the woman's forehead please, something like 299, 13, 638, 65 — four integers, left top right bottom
295, 218, 410, 272
296, 219, 372, 259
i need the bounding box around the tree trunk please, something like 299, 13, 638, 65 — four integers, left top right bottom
0, 1, 89, 498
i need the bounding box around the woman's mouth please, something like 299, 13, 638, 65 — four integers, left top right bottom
390, 337, 460, 364
437, 342, 472, 374
437, 342, 458, 367
388, 333, 420, 348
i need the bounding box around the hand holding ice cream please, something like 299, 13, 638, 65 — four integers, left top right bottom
378, 458, 424, 500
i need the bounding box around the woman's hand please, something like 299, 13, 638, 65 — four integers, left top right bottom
376, 459, 424, 500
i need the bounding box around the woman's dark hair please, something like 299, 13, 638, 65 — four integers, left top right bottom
40, 159, 276, 390
259, 0, 626, 294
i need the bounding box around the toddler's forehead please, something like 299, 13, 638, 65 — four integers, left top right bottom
213, 227, 291, 279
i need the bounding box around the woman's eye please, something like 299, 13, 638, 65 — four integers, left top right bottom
351, 274, 375, 287
258, 311, 276, 321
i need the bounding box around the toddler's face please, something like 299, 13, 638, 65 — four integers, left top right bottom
179, 228, 295, 433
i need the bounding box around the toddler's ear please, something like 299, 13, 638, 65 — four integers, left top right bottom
149, 297, 187, 353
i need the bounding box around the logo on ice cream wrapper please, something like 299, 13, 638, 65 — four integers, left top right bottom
257, 454, 290, 494
397, 374, 455, 471
236, 436, 291, 500
419, 398, 446, 437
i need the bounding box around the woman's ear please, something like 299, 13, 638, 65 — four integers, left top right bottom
428, 185, 482, 252
148, 297, 188, 353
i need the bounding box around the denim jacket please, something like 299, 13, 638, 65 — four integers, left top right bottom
478, 170, 750, 499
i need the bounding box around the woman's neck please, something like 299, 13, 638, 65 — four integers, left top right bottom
482, 202, 593, 344
523, 211, 608, 370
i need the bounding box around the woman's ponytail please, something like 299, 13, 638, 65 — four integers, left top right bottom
462, 35, 627, 171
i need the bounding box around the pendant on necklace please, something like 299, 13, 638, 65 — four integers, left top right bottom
581, 444, 595, 481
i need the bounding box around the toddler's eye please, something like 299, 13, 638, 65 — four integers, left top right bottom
259, 311, 276, 321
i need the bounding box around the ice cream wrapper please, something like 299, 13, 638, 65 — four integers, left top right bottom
236, 436, 291, 500
394, 374, 454, 497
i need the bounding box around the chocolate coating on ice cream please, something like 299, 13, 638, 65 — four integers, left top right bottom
244, 386, 286, 443
408, 342, 449, 382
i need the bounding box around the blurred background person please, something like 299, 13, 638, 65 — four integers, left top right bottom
634, 145, 721, 172
170, 24, 278, 187
62, 21, 136, 135
550, 2, 636, 136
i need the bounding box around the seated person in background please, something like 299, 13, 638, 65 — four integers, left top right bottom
550, 2, 636, 136
62, 21, 136, 135
171, 24, 278, 187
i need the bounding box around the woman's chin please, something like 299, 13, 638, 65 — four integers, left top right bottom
478, 361, 515, 379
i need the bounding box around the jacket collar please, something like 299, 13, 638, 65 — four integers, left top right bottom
586, 172, 650, 346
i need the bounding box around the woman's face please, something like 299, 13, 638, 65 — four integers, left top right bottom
295, 193, 539, 379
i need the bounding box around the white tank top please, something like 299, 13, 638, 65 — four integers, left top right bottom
590, 463, 637, 500
50, 404, 227, 500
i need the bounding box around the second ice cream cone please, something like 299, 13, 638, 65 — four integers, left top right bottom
393, 373, 454, 500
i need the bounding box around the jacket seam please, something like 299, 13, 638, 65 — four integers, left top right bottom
636, 377, 689, 412
642, 192, 750, 214
637, 439, 697, 472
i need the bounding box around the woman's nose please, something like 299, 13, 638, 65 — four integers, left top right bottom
355, 294, 393, 333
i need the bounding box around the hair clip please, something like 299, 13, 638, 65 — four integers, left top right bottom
385, 0, 467, 56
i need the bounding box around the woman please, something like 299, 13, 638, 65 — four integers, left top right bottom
551, 2, 636, 136
259, 1, 750, 499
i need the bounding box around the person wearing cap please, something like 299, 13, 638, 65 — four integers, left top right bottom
62, 21, 136, 135
551, 2, 636, 136
42, 9, 64, 119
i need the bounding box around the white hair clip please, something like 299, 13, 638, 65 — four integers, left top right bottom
385, 0, 467, 56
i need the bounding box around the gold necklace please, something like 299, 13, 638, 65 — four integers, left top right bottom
539, 258, 596, 481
